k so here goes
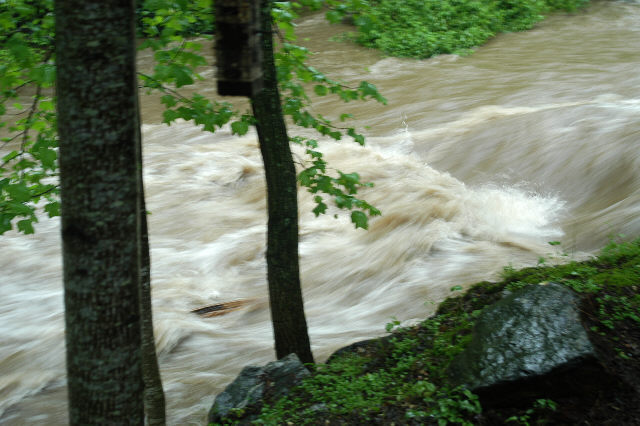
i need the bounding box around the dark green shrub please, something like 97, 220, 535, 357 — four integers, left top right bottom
339, 0, 591, 58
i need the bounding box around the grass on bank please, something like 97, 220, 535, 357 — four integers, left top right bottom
215, 238, 640, 425
335, 0, 590, 58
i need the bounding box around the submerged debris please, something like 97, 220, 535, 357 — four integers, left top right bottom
192, 300, 249, 317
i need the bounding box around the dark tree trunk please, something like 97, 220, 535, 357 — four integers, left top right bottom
56, 0, 144, 423
251, 0, 314, 364
137, 111, 166, 425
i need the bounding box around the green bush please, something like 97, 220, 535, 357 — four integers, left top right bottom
339, 0, 590, 58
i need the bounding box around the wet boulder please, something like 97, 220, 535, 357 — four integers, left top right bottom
448, 282, 617, 407
208, 353, 310, 424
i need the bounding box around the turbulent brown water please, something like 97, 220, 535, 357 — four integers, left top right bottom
2, 1, 640, 423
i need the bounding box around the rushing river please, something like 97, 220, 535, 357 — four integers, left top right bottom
2, 1, 640, 423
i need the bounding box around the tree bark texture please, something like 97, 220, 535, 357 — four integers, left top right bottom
56, 0, 144, 423
251, 0, 314, 364
137, 110, 166, 425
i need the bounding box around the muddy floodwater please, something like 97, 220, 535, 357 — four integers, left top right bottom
2, 1, 640, 423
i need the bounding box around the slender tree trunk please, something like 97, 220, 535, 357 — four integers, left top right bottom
56, 0, 144, 423
251, 0, 314, 364
137, 110, 166, 425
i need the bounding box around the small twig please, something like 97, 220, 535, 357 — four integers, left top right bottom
3, 110, 30, 116
279, 44, 357, 91
167, 40, 187, 65
271, 18, 357, 91
31, 184, 59, 199
20, 84, 43, 153
1, 131, 25, 148
137, 72, 192, 102
273, 22, 287, 44
14, 50, 53, 160
0, 81, 35, 104
295, 107, 352, 131
292, 151, 307, 166
13, 80, 35, 92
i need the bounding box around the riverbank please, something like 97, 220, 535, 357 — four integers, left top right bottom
214, 239, 640, 424
2, 2, 638, 423
333, 0, 590, 58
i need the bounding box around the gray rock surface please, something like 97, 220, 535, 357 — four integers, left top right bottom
448, 282, 614, 406
208, 353, 310, 423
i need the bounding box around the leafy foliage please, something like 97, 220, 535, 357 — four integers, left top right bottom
266, 1, 386, 228
0, 0, 57, 234
327, 0, 590, 58
1, 0, 385, 234
139, 0, 386, 229
136, 0, 214, 38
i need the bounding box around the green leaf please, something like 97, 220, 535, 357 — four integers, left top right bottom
277, 20, 296, 40
7, 35, 34, 67
0, 213, 12, 234
6, 184, 31, 203
312, 201, 327, 216
351, 210, 368, 230
358, 81, 387, 104
298, 168, 316, 187
39, 100, 55, 111
162, 109, 181, 124
335, 195, 353, 209
17, 219, 35, 234
328, 131, 342, 140
231, 120, 249, 135
161, 94, 178, 107
306, 149, 322, 159
44, 201, 60, 218
368, 206, 382, 216
2, 151, 19, 163
170, 64, 194, 87
338, 172, 360, 194
313, 85, 328, 96
315, 175, 333, 193
36, 147, 57, 169
5, 200, 33, 215
348, 128, 365, 145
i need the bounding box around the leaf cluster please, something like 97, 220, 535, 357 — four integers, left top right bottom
272, 1, 385, 229
137, 0, 214, 38
140, 0, 387, 230
0, 0, 57, 234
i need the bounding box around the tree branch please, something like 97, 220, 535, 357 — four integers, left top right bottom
20, 84, 43, 153
137, 72, 192, 102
